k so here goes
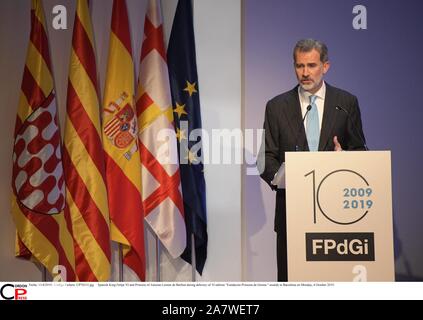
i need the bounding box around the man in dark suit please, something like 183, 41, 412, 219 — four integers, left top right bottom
258, 39, 366, 281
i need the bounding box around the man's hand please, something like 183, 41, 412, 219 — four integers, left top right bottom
333, 136, 343, 151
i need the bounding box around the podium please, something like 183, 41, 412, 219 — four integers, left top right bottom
285, 151, 394, 281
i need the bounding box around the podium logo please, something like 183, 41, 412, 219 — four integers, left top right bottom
306, 233, 375, 261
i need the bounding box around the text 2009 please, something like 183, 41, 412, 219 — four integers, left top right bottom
343, 187, 373, 209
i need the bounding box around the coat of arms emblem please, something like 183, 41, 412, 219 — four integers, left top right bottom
104, 92, 138, 160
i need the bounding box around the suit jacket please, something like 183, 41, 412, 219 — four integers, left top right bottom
259, 83, 366, 233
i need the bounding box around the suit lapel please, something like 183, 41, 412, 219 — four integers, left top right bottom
319, 84, 337, 150
284, 87, 309, 151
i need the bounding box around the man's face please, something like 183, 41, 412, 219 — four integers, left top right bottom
294, 48, 330, 94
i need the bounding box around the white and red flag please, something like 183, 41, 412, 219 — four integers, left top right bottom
136, 0, 186, 258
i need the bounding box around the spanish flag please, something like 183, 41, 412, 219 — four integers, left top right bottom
11, 0, 76, 281
102, 0, 145, 280
63, 0, 111, 281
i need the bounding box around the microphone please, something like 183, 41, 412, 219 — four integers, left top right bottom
335, 105, 368, 151
294, 104, 312, 151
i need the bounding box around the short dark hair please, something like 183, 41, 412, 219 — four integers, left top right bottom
293, 39, 329, 63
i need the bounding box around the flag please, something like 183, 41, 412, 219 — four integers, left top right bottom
11, 0, 76, 281
102, 0, 145, 280
136, 0, 186, 258
167, 0, 208, 274
63, 0, 111, 281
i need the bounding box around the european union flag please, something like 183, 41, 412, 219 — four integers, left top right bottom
167, 0, 208, 275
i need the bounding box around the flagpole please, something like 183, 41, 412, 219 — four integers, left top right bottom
42, 265, 47, 282
191, 233, 196, 282
156, 235, 161, 282
118, 243, 124, 281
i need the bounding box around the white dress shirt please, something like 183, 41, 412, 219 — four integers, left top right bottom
272, 82, 327, 189
298, 81, 326, 131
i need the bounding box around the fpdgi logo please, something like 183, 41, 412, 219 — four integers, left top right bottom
306, 232, 375, 261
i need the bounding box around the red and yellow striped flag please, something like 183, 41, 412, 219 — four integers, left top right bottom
137, 0, 186, 258
102, 0, 145, 280
63, 0, 111, 281
11, 0, 76, 281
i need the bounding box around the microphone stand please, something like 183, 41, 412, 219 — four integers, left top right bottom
335, 105, 368, 151
295, 104, 312, 151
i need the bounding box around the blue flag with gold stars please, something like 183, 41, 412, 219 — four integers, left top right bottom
167, 0, 207, 275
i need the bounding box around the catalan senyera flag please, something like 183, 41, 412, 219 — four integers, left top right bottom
102, 0, 145, 280
11, 0, 76, 281
136, 0, 186, 258
63, 0, 111, 281
168, 0, 208, 274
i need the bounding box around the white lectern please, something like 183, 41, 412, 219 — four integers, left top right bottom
285, 151, 394, 281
